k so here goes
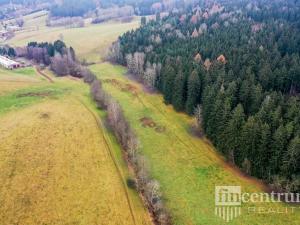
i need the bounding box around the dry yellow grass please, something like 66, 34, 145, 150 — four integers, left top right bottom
0, 67, 44, 96
4, 11, 139, 62
0, 97, 151, 225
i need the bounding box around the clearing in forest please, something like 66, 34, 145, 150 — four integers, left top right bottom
90, 62, 300, 225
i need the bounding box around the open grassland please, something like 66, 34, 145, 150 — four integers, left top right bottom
3, 11, 139, 62
0, 67, 45, 96
0, 67, 151, 225
90, 62, 300, 225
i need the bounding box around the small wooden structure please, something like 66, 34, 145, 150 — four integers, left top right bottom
0, 55, 21, 69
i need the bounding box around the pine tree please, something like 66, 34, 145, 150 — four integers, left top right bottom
172, 69, 185, 111
283, 136, 300, 175
221, 104, 245, 162
256, 123, 271, 178
271, 125, 288, 174
185, 70, 201, 114
239, 116, 260, 173
162, 62, 175, 104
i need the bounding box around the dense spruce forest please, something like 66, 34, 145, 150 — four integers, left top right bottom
113, 0, 300, 192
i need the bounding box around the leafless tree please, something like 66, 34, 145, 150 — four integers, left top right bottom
50, 53, 69, 76
107, 41, 122, 63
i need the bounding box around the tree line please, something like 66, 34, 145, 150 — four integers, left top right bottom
0, 46, 16, 57
84, 69, 171, 225
112, 0, 300, 192
15, 40, 87, 78
15, 39, 171, 223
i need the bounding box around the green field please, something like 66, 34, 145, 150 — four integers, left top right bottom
3, 11, 139, 63
1, 9, 300, 225
1, 12, 151, 225
89, 62, 300, 225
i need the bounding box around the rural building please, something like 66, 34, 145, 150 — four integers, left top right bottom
0, 30, 14, 40
0, 55, 21, 69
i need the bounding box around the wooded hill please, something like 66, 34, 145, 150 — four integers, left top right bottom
112, 0, 300, 192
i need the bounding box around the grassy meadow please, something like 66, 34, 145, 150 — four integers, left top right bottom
1, 8, 300, 225
3, 11, 139, 63
89, 62, 300, 225
0, 63, 151, 225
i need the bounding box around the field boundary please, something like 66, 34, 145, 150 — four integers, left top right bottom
35, 67, 54, 83
77, 99, 137, 225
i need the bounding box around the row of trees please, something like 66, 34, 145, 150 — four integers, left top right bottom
17, 40, 87, 78
116, 0, 300, 192
50, 0, 96, 17
85, 72, 171, 225
0, 46, 16, 57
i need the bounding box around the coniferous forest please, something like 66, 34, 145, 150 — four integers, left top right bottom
113, 0, 300, 192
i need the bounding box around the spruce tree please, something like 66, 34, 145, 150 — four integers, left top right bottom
222, 104, 245, 162
162, 62, 175, 104
172, 69, 185, 111
185, 70, 201, 115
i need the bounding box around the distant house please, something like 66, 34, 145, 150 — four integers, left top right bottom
0, 55, 21, 69
0, 30, 14, 40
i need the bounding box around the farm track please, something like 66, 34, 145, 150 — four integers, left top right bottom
76, 99, 137, 225
35, 67, 54, 83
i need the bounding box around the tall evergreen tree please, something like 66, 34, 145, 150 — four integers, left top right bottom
221, 104, 245, 162
172, 68, 186, 111
185, 70, 201, 114
162, 61, 175, 104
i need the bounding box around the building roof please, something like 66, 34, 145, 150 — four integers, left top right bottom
0, 55, 20, 67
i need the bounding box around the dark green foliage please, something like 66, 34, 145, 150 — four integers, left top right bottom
118, 0, 300, 192
185, 70, 201, 115
172, 68, 185, 111
126, 178, 136, 190
53, 40, 66, 55
0, 46, 15, 57
162, 60, 175, 104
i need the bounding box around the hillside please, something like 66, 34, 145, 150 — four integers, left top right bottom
0, 17, 151, 225
116, 0, 300, 193
89, 62, 300, 225
0, 1, 300, 225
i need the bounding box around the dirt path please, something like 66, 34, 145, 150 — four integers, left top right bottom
35, 67, 54, 83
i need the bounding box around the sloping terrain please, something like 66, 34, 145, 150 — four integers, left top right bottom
0, 67, 43, 96
0, 67, 151, 225
0, 10, 153, 225
90, 62, 300, 225
3, 11, 139, 62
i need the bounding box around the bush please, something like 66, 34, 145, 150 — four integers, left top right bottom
126, 178, 136, 190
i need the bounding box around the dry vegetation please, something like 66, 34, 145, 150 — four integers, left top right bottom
0, 98, 150, 225
2, 11, 140, 63
89, 62, 300, 225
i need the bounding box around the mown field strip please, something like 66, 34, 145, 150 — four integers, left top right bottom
90, 62, 300, 225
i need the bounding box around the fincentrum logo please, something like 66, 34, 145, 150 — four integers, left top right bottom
215, 186, 242, 222
215, 186, 300, 222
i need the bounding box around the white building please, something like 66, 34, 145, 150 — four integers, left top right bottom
0, 55, 21, 69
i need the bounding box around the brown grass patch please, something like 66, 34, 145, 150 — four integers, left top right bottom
140, 117, 156, 128
17, 91, 53, 98
139, 117, 166, 133
39, 112, 50, 119
104, 79, 138, 96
